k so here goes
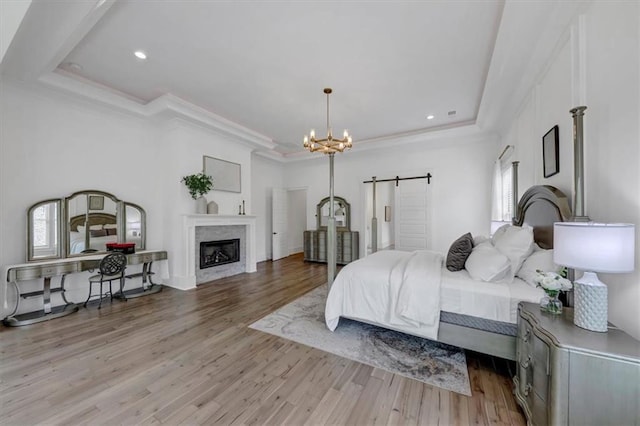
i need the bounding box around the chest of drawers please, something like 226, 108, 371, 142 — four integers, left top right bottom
514, 302, 640, 425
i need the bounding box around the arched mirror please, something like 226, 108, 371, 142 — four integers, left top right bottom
317, 196, 351, 231
65, 190, 120, 256
124, 202, 146, 250
27, 190, 148, 261
27, 199, 62, 261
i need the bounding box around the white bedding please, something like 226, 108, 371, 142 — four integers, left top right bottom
325, 250, 545, 340
440, 268, 544, 323
69, 232, 117, 253
326, 250, 444, 340
69, 232, 141, 254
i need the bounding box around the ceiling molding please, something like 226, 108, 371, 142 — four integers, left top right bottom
1, 0, 115, 79
37, 71, 276, 151
477, 0, 592, 135
257, 120, 495, 163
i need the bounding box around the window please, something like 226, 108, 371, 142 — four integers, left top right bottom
33, 203, 57, 256
501, 165, 513, 221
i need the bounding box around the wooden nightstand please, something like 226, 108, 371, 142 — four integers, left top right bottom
514, 302, 640, 426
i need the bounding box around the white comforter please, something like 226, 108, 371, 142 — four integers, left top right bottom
325, 250, 444, 340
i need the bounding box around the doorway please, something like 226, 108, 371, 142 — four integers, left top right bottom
362, 177, 431, 255
272, 187, 307, 261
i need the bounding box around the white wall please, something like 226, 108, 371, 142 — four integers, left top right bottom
284, 134, 498, 257
500, 2, 640, 339
0, 79, 255, 313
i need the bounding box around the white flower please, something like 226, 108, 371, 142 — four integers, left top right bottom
534, 270, 573, 292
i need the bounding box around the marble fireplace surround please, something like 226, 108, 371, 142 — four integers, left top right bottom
177, 214, 257, 290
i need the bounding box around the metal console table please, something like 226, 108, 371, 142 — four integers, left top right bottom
3, 250, 168, 327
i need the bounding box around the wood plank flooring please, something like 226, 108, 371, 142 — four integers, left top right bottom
0, 254, 526, 425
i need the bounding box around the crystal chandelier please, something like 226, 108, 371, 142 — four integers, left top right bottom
303, 88, 353, 154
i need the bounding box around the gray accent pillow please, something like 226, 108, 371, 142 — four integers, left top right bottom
446, 232, 474, 271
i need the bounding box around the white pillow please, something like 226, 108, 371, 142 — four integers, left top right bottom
492, 225, 534, 280
77, 224, 103, 233
491, 224, 510, 244
465, 242, 512, 282
103, 224, 117, 229
517, 249, 561, 287
473, 235, 489, 246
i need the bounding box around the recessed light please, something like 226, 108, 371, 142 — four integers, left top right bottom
427, 115, 435, 120
134, 50, 147, 60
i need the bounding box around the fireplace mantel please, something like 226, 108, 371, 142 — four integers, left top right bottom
176, 214, 257, 289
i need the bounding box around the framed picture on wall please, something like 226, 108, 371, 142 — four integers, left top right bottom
203, 156, 241, 193
88, 195, 104, 210
543, 125, 559, 178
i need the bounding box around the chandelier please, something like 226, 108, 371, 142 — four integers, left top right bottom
303, 88, 353, 154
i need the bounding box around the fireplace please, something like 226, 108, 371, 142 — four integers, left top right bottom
200, 239, 240, 269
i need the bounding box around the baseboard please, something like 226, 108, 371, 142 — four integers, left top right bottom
289, 246, 303, 255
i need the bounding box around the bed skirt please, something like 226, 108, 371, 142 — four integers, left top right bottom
439, 311, 517, 337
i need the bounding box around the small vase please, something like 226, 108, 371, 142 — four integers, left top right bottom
207, 200, 219, 214
541, 293, 563, 314
195, 196, 207, 214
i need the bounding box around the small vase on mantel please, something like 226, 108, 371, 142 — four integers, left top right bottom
196, 196, 207, 214
207, 200, 219, 214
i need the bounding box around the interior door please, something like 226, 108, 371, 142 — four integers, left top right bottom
271, 188, 289, 261
393, 179, 429, 251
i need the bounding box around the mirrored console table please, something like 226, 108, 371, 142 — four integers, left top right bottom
3, 250, 167, 327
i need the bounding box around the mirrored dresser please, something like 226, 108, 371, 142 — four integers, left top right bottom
3, 189, 166, 326
303, 196, 359, 265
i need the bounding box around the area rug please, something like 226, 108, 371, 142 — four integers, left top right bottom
249, 286, 471, 396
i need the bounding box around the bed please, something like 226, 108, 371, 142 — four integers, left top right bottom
67, 213, 141, 254
325, 185, 572, 360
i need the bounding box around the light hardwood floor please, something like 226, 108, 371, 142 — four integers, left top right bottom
0, 254, 525, 425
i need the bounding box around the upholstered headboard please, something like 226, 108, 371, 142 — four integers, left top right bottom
513, 185, 572, 249
69, 213, 117, 232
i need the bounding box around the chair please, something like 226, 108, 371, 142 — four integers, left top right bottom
85, 253, 127, 309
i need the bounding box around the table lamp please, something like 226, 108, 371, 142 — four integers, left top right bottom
553, 222, 635, 332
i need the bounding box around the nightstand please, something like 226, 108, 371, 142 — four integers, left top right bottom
514, 302, 640, 426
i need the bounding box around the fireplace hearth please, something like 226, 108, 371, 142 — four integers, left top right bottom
200, 239, 240, 269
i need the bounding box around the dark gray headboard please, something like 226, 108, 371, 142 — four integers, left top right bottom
513, 185, 572, 249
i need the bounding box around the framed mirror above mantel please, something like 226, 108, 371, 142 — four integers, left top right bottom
26, 190, 146, 262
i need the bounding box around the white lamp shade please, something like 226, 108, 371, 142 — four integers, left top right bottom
554, 222, 635, 273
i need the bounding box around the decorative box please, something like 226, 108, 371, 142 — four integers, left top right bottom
106, 242, 136, 254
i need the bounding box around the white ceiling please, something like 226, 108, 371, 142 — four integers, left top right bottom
1, 0, 589, 159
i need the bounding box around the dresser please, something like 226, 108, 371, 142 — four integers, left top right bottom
303, 230, 359, 265
514, 302, 640, 425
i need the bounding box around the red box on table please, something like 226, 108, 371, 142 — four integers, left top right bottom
106, 242, 136, 254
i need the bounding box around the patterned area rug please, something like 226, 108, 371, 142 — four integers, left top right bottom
249, 286, 471, 396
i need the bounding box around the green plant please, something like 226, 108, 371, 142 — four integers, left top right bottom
181, 172, 213, 200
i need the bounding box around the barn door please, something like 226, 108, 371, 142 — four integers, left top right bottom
393, 178, 429, 251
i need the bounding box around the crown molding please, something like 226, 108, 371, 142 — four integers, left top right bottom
37, 71, 276, 151
260, 119, 492, 163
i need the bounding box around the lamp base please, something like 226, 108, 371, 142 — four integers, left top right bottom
573, 272, 608, 332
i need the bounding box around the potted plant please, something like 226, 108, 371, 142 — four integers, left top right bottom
181, 172, 213, 213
